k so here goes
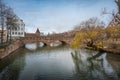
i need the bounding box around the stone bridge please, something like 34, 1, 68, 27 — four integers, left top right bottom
21, 31, 75, 46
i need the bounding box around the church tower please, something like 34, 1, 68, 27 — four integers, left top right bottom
35, 28, 40, 37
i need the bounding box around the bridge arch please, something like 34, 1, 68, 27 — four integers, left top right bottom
39, 42, 47, 47
22, 33, 74, 47
58, 40, 68, 45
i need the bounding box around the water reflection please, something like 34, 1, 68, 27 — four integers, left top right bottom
0, 48, 26, 80
25, 43, 37, 50
25, 42, 63, 50
39, 42, 45, 47
0, 45, 120, 80
71, 49, 120, 80
50, 41, 62, 47
107, 54, 120, 78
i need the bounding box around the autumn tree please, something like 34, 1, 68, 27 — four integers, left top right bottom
71, 17, 105, 49
0, 0, 7, 44
106, 26, 120, 41
71, 31, 84, 48
5, 8, 18, 42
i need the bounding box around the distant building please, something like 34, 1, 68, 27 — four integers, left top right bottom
0, 30, 7, 43
35, 28, 40, 37
25, 28, 41, 37
40, 32, 44, 36
11, 16, 25, 39
108, 13, 120, 27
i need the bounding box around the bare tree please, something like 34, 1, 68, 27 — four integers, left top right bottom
0, 0, 7, 44
115, 0, 120, 13
5, 7, 18, 42
102, 8, 116, 17
0, 0, 18, 43
74, 17, 105, 31
102, 0, 120, 15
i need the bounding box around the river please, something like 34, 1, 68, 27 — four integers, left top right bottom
0, 43, 120, 80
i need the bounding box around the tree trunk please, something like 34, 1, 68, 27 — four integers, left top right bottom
10, 27, 12, 42
115, 0, 120, 13
0, 16, 4, 44
6, 28, 9, 43
87, 40, 93, 47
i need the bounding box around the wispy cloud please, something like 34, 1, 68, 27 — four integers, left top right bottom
4, 0, 116, 33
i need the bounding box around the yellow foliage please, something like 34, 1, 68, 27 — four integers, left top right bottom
88, 30, 98, 39
71, 27, 105, 48
71, 31, 84, 48
95, 42, 103, 48
106, 26, 120, 39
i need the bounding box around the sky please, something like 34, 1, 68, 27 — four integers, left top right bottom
4, 0, 117, 33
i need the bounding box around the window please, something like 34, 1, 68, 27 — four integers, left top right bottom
15, 28, 17, 31
21, 28, 23, 30
12, 32, 14, 35
17, 27, 20, 30
3, 34, 5, 36
15, 32, 17, 35
18, 32, 20, 35
21, 32, 23, 35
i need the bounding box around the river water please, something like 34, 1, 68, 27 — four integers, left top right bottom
0, 43, 120, 80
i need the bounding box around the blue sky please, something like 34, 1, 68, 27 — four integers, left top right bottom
4, 0, 117, 33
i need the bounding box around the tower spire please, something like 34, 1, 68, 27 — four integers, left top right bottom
35, 28, 40, 37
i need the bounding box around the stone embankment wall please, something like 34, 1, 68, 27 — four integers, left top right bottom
0, 40, 24, 59
98, 39, 120, 54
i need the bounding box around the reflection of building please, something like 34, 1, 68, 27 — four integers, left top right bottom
11, 16, 25, 39
0, 30, 7, 43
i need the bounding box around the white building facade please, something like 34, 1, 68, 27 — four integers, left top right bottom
11, 16, 25, 39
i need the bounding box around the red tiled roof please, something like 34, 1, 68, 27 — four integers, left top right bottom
0, 30, 7, 33
25, 33, 38, 37
25, 28, 40, 37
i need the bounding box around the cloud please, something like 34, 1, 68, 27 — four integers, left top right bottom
4, 0, 116, 33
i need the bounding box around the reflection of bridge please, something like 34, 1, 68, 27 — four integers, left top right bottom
21, 29, 75, 46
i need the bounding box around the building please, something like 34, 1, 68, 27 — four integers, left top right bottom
0, 30, 7, 43
25, 28, 40, 37
108, 13, 120, 27
36, 28, 40, 37
10, 16, 25, 39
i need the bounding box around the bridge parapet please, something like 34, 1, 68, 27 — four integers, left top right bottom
21, 30, 75, 46
21, 35, 73, 46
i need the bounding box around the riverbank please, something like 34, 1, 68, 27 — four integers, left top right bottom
0, 40, 120, 60
101, 48, 120, 54
85, 46, 120, 54
0, 40, 24, 59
